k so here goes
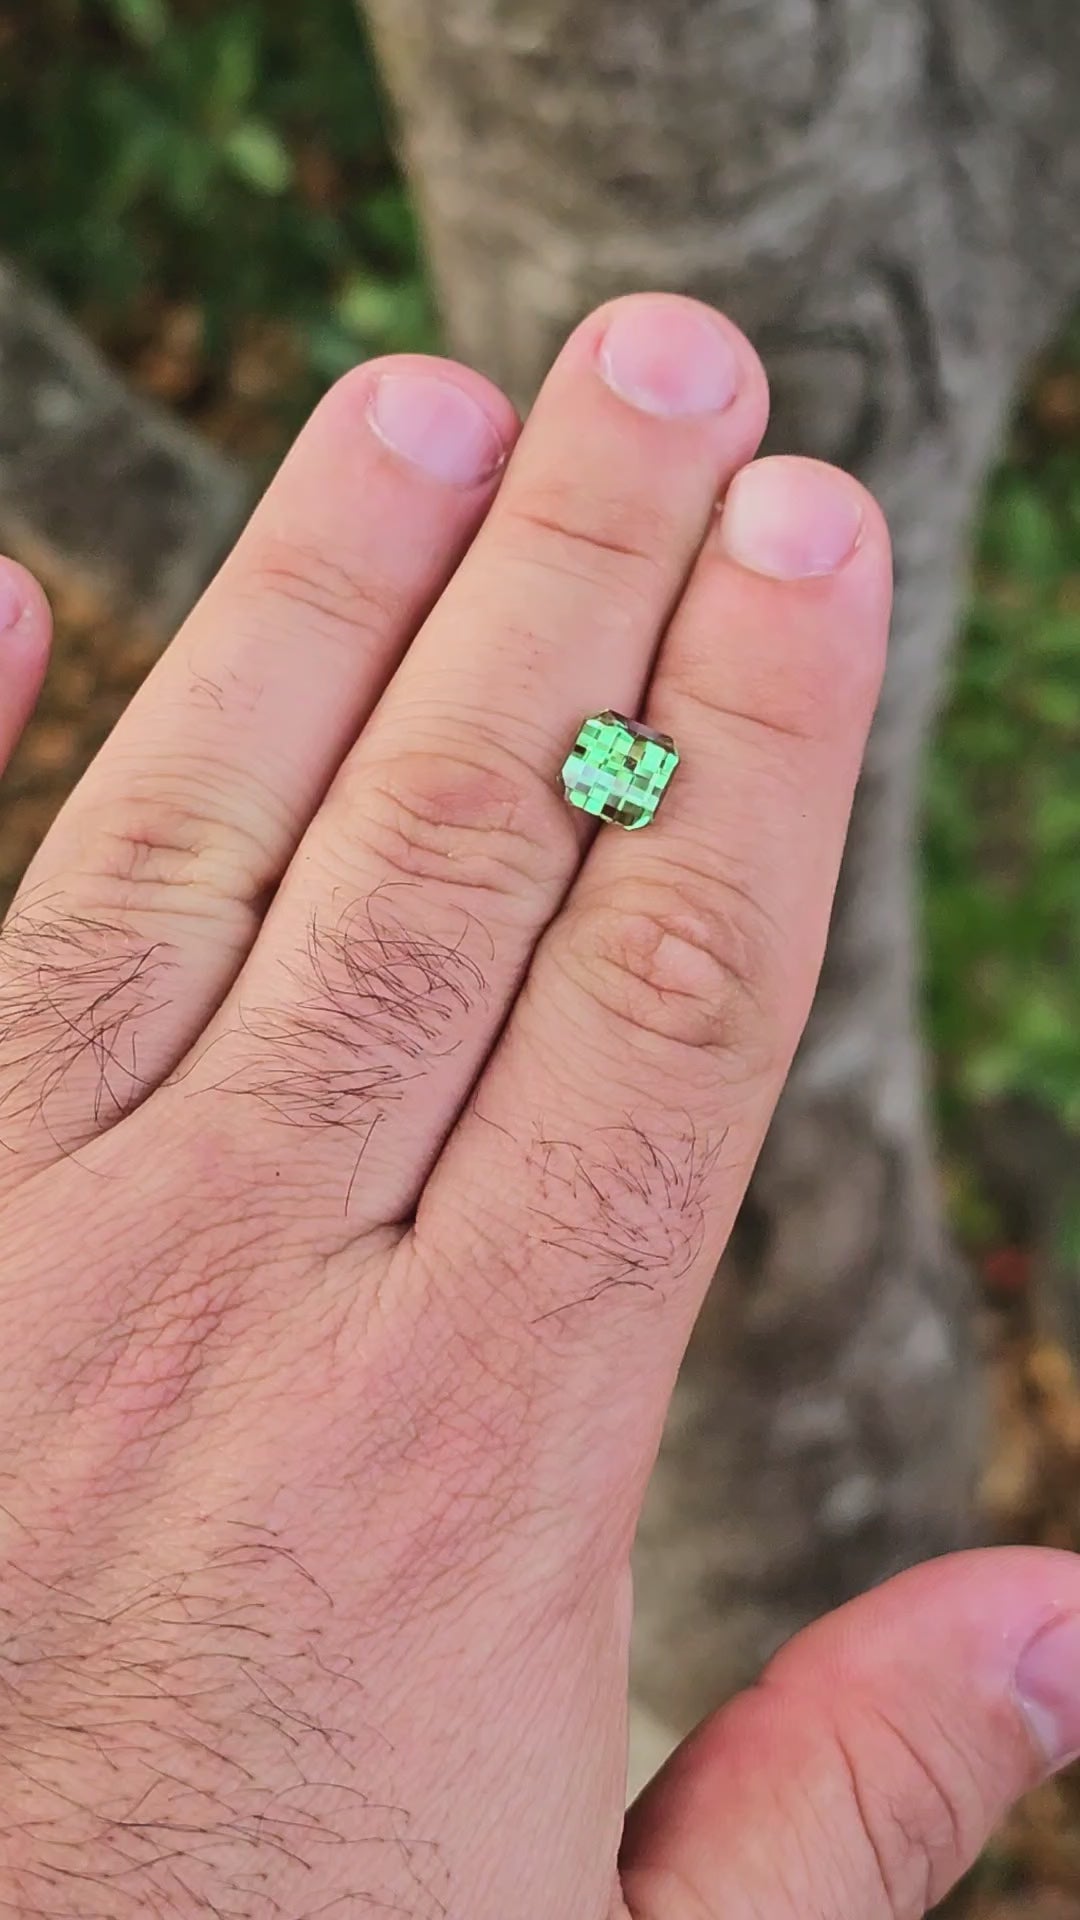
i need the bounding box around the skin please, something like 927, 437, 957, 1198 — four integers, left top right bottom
0, 293, 1076, 1920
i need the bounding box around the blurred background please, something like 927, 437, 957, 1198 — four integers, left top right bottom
1, 3, 1078, 1913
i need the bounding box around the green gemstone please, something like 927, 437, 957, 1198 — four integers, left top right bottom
561, 711, 680, 831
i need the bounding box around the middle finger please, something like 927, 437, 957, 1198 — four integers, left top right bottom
183, 297, 770, 1230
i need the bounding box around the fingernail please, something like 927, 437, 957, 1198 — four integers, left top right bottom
600, 299, 739, 418
370, 372, 507, 488
1015, 1613, 1080, 1769
719, 457, 864, 579
0, 574, 25, 635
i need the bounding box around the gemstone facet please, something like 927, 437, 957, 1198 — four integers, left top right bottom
561, 711, 680, 831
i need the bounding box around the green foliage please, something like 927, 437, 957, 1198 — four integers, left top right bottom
923, 414, 1080, 1139
0, 0, 433, 418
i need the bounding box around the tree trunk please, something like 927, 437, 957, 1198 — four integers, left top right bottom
0, 262, 250, 636
360, 0, 1080, 1725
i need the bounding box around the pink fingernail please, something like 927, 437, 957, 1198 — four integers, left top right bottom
0, 574, 24, 635
1015, 1613, 1080, 1770
600, 299, 739, 419
370, 372, 508, 488
719, 457, 864, 579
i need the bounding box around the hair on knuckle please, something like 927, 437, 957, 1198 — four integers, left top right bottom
0, 904, 172, 1142
217, 889, 491, 1179
525, 1114, 727, 1327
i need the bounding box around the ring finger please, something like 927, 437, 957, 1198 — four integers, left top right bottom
415, 453, 892, 1520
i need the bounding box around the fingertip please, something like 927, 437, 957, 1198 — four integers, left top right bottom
0, 555, 49, 627
694, 455, 892, 727
775, 1546, 1080, 1781
562, 292, 772, 441
0, 560, 51, 770
0, 558, 51, 677
717, 455, 889, 584
802, 1546, 1080, 1675
324, 353, 521, 489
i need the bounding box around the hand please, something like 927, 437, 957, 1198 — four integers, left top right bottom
0, 295, 1075, 1920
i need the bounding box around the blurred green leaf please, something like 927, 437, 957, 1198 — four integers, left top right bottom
201, 10, 261, 128
982, 474, 1067, 578
336, 273, 433, 352
102, 0, 171, 50
1024, 675, 1080, 729
336, 274, 400, 335
165, 129, 217, 214
222, 120, 294, 195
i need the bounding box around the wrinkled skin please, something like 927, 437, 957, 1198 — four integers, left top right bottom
0, 296, 1076, 1920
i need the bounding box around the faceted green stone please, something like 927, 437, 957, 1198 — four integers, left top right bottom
561, 711, 680, 831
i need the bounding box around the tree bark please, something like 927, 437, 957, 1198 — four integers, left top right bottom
361, 0, 1080, 1723
0, 262, 250, 636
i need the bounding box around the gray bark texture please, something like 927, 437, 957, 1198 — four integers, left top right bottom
360, 0, 1080, 1725
0, 262, 250, 634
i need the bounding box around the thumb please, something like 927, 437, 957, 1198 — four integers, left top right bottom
0, 561, 51, 777
621, 1548, 1080, 1920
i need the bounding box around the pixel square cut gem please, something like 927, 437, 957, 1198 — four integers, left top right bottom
561, 711, 680, 831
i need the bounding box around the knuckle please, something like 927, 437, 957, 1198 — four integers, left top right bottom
500, 477, 674, 605
0, 903, 168, 1130
831, 1706, 979, 1917
619, 1865, 715, 1920
668, 643, 825, 751
560, 873, 781, 1068
354, 745, 577, 902
240, 531, 403, 651
73, 790, 270, 919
